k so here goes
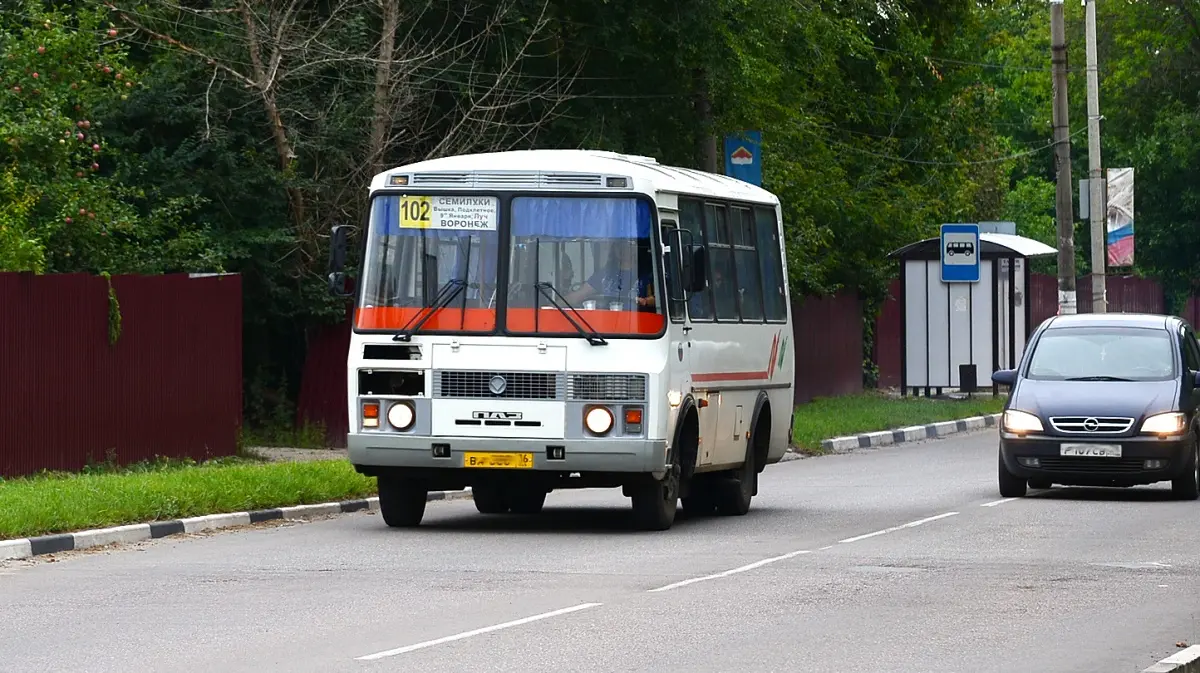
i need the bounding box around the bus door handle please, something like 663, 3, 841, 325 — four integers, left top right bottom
682, 325, 692, 334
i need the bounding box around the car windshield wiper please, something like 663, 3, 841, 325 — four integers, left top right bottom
1064, 375, 1134, 381
392, 278, 466, 342
534, 281, 607, 346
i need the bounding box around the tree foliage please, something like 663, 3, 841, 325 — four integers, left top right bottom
2, 0, 1196, 424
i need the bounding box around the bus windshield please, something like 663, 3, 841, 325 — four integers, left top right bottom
356, 194, 500, 332
505, 196, 665, 336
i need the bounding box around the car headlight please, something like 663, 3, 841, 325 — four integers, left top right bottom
1141, 412, 1186, 435
1003, 409, 1043, 434
584, 406, 614, 435
387, 401, 415, 431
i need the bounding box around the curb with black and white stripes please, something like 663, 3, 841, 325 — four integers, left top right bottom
818, 413, 1001, 454
0, 488, 474, 562
1144, 645, 1200, 673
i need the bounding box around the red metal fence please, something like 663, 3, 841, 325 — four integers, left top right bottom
297, 291, 866, 446
792, 292, 864, 403
0, 272, 243, 477
874, 273, 1171, 389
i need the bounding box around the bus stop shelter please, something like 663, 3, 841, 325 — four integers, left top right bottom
888, 230, 1056, 396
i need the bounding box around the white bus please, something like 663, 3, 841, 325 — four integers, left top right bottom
326, 149, 795, 531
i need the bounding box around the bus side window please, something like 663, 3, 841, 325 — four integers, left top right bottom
661, 221, 686, 322
680, 197, 713, 321
732, 207, 764, 321
753, 206, 787, 321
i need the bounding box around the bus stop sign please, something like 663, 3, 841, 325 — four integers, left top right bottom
940, 223, 980, 283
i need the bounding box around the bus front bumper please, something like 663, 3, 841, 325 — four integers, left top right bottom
348, 433, 668, 476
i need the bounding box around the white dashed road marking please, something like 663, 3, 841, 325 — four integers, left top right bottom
648, 550, 813, 593
838, 512, 960, 544
356, 603, 603, 661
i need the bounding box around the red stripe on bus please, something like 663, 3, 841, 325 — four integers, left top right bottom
695, 332, 780, 383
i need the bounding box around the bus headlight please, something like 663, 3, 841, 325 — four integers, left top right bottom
584, 406, 614, 435
387, 401, 415, 431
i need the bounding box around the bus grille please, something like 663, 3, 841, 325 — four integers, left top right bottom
567, 374, 647, 401
434, 371, 563, 400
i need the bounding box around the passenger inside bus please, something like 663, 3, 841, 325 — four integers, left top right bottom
564, 240, 655, 310
690, 265, 734, 318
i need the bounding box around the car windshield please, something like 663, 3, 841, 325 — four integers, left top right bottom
504, 196, 665, 336
356, 194, 500, 333
1026, 326, 1177, 381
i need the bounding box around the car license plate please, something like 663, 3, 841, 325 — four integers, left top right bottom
463, 452, 534, 469
1060, 443, 1122, 458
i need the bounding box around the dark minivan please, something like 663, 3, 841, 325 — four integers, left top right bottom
992, 312, 1200, 500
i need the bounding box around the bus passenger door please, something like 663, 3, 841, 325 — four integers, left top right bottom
662, 221, 708, 466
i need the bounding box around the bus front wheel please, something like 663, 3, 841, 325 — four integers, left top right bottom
377, 475, 428, 527
630, 462, 680, 531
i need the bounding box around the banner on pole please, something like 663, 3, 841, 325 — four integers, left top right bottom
1106, 167, 1134, 267
722, 131, 762, 186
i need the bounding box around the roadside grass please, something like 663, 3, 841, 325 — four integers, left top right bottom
791, 391, 1007, 454
0, 457, 375, 540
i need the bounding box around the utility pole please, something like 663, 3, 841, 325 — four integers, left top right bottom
1050, 0, 1077, 314
1084, 0, 1107, 312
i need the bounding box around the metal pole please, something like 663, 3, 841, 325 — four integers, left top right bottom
1050, 0, 1077, 315
1085, 0, 1107, 313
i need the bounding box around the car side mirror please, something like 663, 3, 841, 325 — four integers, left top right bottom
991, 369, 1017, 386
1193, 370, 1200, 387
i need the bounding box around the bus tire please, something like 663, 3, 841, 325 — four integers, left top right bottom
715, 443, 757, 517
630, 445, 680, 531
508, 489, 547, 514
682, 476, 718, 516
472, 484, 510, 514
378, 475, 428, 527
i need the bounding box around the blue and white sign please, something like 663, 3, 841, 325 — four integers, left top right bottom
723, 131, 762, 186
940, 223, 980, 283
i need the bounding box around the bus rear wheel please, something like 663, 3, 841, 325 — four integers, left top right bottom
714, 448, 756, 516
378, 475, 428, 527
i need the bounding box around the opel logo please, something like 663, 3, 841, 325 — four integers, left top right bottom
1083, 417, 1100, 432
488, 375, 507, 396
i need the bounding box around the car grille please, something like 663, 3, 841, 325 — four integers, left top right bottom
1048, 416, 1135, 434
433, 371, 563, 400
567, 374, 647, 401
1034, 457, 1150, 474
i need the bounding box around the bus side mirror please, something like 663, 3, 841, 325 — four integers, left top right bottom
327, 224, 355, 298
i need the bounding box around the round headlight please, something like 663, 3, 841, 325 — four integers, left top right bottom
584, 406, 614, 434
387, 402, 415, 430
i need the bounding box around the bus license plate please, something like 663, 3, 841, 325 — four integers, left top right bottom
1060, 443, 1122, 458
464, 452, 534, 469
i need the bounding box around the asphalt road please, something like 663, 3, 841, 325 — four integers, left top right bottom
3, 430, 1200, 673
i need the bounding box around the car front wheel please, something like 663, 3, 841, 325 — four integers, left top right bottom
998, 449, 1027, 498
1171, 437, 1200, 501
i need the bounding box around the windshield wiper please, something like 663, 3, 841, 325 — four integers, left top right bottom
1064, 375, 1134, 381
392, 278, 466, 342
534, 281, 607, 346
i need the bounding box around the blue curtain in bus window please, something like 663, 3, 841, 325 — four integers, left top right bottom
511, 197, 651, 239
373, 195, 498, 290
